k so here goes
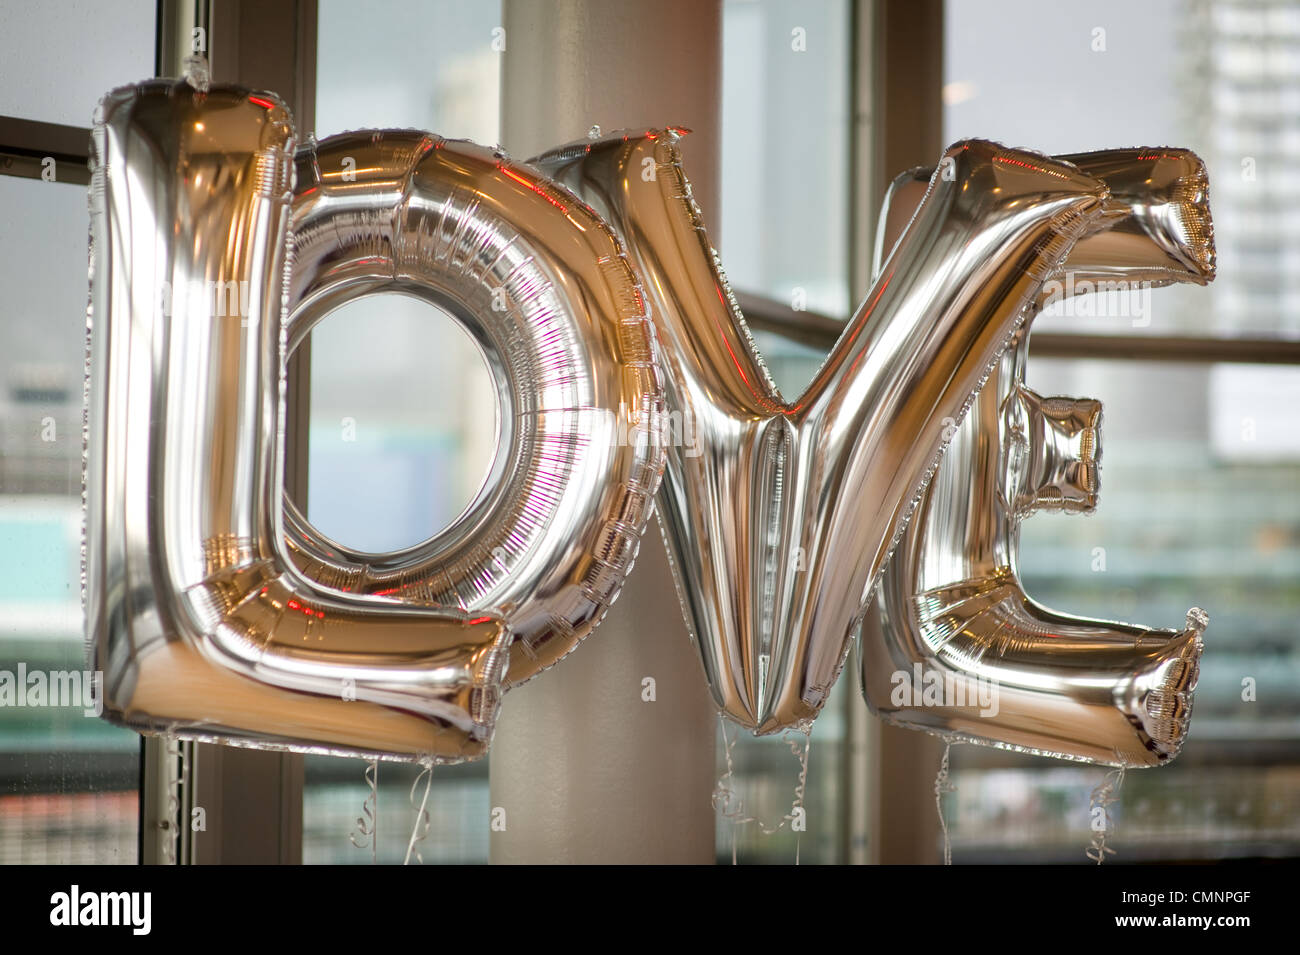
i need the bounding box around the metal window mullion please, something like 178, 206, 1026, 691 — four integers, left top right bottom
0, 115, 92, 185
840, 0, 878, 868
738, 289, 1300, 366
856, 0, 948, 865
140, 0, 316, 866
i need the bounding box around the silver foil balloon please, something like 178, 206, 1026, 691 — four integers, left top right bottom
84, 79, 662, 761
859, 148, 1215, 766
279, 130, 664, 687
531, 131, 1114, 733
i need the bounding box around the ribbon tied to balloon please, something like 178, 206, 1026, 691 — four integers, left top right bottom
84, 70, 1213, 767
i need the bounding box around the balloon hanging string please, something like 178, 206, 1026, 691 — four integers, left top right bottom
161, 732, 189, 865
403, 759, 434, 865
1086, 759, 1127, 865
181, 52, 210, 93
712, 714, 811, 865
935, 736, 958, 866
349, 758, 379, 863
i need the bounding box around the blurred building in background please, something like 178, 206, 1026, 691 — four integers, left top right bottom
943, 0, 1300, 861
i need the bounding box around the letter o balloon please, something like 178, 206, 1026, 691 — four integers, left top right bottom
282, 129, 665, 687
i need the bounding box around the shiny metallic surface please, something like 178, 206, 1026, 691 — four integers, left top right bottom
859, 148, 1216, 766
85, 74, 1217, 765
532, 131, 1114, 733
280, 130, 665, 687
84, 81, 662, 761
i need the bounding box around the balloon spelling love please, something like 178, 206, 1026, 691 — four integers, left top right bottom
84, 74, 1214, 766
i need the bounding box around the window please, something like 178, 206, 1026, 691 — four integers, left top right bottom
714, 0, 855, 864
302, 0, 504, 865
942, 0, 1300, 862
300, 0, 860, 865
0, 1, 156, 864
9, 0, 1284, 868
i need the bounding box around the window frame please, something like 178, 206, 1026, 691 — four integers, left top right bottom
0, 0, 316, 866
161, 0, 317, 866
4, 0, 1294, 866
0, 2, 160, 866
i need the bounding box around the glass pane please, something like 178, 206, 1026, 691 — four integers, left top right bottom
947, 357, 1300, 862
316, 0, 501, 143
305, 296, 497, 555
0, 0, 155, 128
713, 0, 852, 864
306, 0, 855, 864
304, 0, 503, 864
0, 174, 138, 863
303, 760, 489, 865
721, 0, 852, 323
714, 687, 847, 865
944, 0, 1300, 339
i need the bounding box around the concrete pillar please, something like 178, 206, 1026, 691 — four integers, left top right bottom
489, 0, 722, 864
